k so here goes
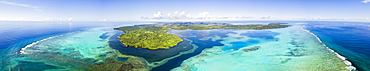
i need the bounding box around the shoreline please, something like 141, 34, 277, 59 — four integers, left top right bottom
148, 38, 199, 68
18, 32, 77, 54
171, 25, 351, 71
7, 23, 358, 71
6, 27, 117, 70
300, 26, 356, 71
16, 28, 92, 55
112, 30, 199, 68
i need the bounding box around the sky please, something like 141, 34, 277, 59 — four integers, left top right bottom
0, 0, 370, 21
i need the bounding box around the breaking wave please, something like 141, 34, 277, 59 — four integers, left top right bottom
300, 26, 356, 71
19, 32, 75, 54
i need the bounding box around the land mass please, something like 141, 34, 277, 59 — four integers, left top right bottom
114, 26, 183, 50
114, 22, 290, 50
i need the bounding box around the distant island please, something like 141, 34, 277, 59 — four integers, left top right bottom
114, 22, 290, 50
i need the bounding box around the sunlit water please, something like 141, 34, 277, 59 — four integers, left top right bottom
305, 21, 370, 71
0, 21, 139, 70
171, 25, 349, 71
1, 21, 368, 71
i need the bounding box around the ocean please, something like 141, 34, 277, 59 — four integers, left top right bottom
0, 21, 369, 71
304, 21, 370, 71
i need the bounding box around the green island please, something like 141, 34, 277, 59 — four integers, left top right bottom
114, 26, 183, 50
114, 22, 290, 50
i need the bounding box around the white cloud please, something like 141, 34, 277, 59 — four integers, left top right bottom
0, 1, 41, 11
44, 17, 51, 21
68, 18, 73, 21
147, 11, 214, 20
152, 11, 192, 19
43, 17, 79, 21
198, 11, 210, 18
144, 11, 277, 21
153, 12, 162, 18
362, 0, 370, 3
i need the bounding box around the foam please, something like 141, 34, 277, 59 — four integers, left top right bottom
19, 32, 74, 54
300, 26, 356, 71
172, 25, 353, 71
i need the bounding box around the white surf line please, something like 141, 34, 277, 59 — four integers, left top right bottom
19, 32, 75, 54
300, 26, 356, 71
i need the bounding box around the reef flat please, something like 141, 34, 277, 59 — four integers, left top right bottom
88, 54, 150, 71
114, 22, 291, 50
3, 28, 121, 70
172, 24, 348, 71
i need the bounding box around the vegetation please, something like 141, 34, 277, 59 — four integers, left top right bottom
114, 26, 183, 50
115, 22, 290, 50
88, 54, 149, 71
153, 22, 290, 30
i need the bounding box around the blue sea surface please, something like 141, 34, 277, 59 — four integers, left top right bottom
151, 29, 231, 71
305, 21, 370, 71
221, 40, 259, 50
0, 21, 133, 70
1, 21, 370, 71
0, 21, 122, 50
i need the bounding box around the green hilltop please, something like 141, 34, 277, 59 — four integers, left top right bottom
114, 22, 290, 50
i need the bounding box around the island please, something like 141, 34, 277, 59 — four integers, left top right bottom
114, 26, 183, 50
114, 22, 290, 50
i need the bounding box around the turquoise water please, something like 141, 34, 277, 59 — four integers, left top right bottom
305, 21, 370, 71
172, 24, 349, 71
116, 57, 129, 62
108, 31, 194, 63
221, 40, 259, 50
1, 21, 368, 71
152, 29, 233, 71
0, 21, 142, 70
4, 27, 117, 70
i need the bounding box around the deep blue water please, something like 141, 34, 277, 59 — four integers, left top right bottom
151, 36, 225, 71
219, 31, 281, 50
152, 29, 280, 71
0, 21, 123, 50
99, 32, 110, 39
0, 21, 133, 70
305, 21, 370, 71
221, 40, 259, 50
240, 31, 280, 39
108, 31, 194, 62
1, 21, 370, 71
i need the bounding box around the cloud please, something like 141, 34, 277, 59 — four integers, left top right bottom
0, 1, 41, 11
153, 12, 162, 18
147, 11, 215, 20
198, 11, 209, 18
152, 11, 192, 19
363, 0, 370, 3
144, 11, 277, 20
43, 17, 77, 21
68, 18, 73, 21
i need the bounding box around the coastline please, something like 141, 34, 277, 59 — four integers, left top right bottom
112, 31, 198, 68
1, 22, 359, 71
172, 25, 349, 71
300, 26, 356, 71
147, 38, 199, 68
3, 27, 119, 70
18, 32, 77, 54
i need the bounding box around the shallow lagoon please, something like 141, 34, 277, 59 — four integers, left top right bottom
3, 27, 118, 70
172, 25, 349, 71
0, 21, 358, 71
